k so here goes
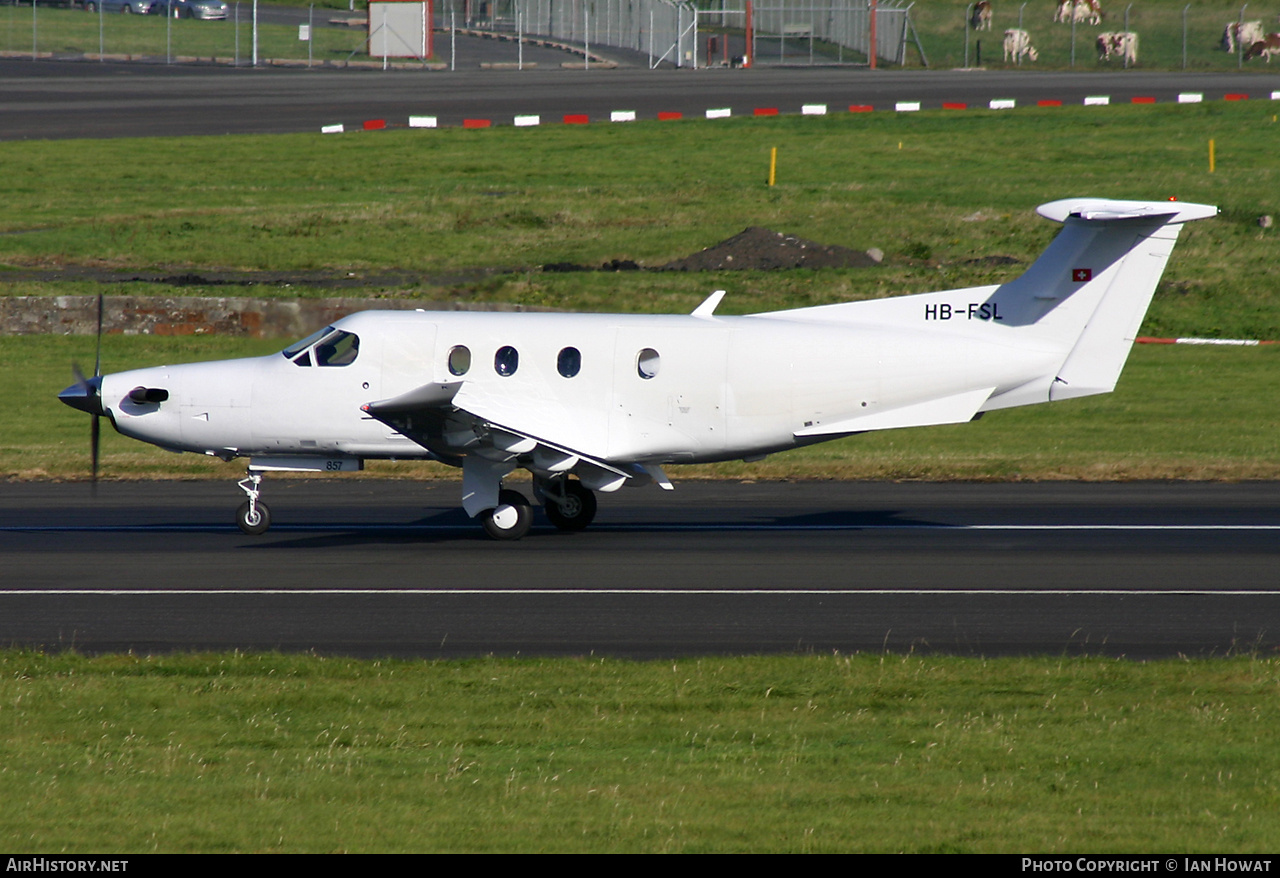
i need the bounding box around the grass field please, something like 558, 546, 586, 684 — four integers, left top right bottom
1, 651, 1278, 853
2, 102, 1277, 337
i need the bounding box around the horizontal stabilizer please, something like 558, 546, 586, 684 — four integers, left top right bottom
1037, 198, 1218, 225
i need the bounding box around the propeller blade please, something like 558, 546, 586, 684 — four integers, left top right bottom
94, 293, 104, 379
90, 414, 100, 496
61, 296, 107, 491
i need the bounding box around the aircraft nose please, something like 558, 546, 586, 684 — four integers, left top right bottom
58, 375, 104, 417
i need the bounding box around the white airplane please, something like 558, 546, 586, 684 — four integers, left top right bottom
59, 197, 1216, 539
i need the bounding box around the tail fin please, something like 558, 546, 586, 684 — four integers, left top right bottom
994, 198, 1216, 401
758, 198, 1216, 410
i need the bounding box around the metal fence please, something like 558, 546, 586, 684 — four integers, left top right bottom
438, 0, 916, 68
745, 1, 915, 66
0, 2, 367, 67
438, 0, 695, 67
939, 2, 1270, 71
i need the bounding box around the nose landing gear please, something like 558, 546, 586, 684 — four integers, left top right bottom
235, 472, 271, 535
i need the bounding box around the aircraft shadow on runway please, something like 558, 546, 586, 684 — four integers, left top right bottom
232, 506, 946, 550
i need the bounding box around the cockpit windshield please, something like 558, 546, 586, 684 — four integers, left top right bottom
282, 326, 334, 360
281, 327, 360, 367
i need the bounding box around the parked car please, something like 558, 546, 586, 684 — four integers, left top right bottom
151, 0, 229, 19
84, 0, 156, 12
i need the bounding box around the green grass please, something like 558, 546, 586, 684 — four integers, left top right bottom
1, 651, 1278, 852
2, 102, 1279, 338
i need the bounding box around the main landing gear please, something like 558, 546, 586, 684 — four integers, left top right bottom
480, 488, 533, 541
539, 477, 597, 532
480, 478, 598, 541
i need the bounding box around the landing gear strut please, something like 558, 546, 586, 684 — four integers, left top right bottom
236, 472, 271, 535
480, 488, 532, 541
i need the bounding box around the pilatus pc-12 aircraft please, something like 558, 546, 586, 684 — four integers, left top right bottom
59, 198, 1216, 540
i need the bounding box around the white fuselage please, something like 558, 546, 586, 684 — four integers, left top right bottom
101, 306, 1054, 466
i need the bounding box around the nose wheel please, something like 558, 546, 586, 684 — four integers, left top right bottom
236, 499, 272, 535
236, 473, 271, 535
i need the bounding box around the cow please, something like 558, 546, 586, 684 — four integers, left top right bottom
1244, 32, 1280, 62
1096, 31, 1137, 64
1057, 0, 1102, 26
1003, 28, 1039, 62
1222, 20, 1265, 53
971, 1, 993, 31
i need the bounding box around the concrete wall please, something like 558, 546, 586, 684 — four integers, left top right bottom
1, 296, 547, 339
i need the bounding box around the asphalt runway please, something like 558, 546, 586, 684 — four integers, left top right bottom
3, 55, 1279, 139
2, 480, 1277, 658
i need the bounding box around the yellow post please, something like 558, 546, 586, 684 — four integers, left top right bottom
768, 147, 777, 186
1209, 138, 1215, 174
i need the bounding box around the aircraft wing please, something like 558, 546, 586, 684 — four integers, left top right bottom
361, 380, 652, 494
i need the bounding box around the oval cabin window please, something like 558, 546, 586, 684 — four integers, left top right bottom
557, 347, 582, 378
636, 348, 660, 380
494, 346, 519, 377
448, 345, 471, 376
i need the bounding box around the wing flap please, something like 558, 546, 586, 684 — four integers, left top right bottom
362, 380, 636, 492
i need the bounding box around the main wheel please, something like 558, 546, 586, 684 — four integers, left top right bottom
236, 500, 271, 535
543, 479, 597, 532
480, 489, 532, 541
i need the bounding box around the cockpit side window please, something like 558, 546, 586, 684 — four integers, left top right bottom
315, 331, 360, 367
282, 327, 360, 368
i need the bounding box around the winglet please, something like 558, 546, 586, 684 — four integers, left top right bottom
691, 289, 726, 318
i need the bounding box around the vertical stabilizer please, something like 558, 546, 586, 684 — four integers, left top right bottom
995, 199, 1216, 401
1013, 198, 1213, 399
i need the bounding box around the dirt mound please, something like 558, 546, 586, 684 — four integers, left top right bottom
662, 227, 881, 271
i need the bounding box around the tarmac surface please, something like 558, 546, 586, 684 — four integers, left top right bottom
2, 55, 1279, 139
3, 480, 1277, 659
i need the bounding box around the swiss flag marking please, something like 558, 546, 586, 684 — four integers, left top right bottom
1072, 268, 1093, 282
